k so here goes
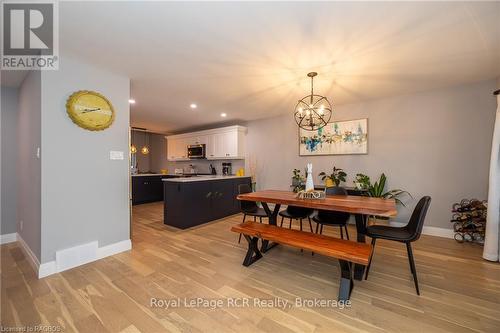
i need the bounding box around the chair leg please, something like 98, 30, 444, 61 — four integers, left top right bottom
308, 218, 313, 232
406, 242, 420, 295
365, 238, 377, 280
299, 219, 303, 231
320, 224, 323, 235
344, 225, 350, 240
253, 216, 256, 222
340, 226, 344, 239
289, 218, 292, 229
259, 217, 262, 224
280, 216, 284, 227
315, 222, 320, 234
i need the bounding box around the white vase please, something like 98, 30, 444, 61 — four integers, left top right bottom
305, 163, 314, 191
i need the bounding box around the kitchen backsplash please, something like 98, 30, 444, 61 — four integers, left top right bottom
166, 159, 245, 175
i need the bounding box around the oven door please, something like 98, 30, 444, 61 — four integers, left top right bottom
188, 145, 205, 159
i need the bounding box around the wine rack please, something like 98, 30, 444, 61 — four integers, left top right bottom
450, 199, 487, 244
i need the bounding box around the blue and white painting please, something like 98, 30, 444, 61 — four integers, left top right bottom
299, 118, 368, 155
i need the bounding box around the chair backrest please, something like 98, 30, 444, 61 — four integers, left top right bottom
406, 196, 432, 242
238, 183, 258, 212
318, 186, 350, 223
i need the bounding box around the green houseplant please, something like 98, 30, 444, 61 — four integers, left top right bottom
353, 173, 371, 190
291, 168, 305, 193
367, 173, 411, 206
363, 173, 412, 225
319, 166, 347, 187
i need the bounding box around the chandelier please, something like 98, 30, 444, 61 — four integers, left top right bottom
294, 72, 332, 131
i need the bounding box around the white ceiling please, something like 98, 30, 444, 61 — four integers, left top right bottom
58, 1, 499, 132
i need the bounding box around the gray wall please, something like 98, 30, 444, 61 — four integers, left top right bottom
149, 133, 167, 172
40, 55, 130, 263
17, 71, 42, 260
1, 87, 18, 235
246, 79, 497, 229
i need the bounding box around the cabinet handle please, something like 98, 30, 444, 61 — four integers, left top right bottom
206, 192, 212, 198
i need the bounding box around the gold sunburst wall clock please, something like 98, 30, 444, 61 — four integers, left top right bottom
66, 90, 115, 131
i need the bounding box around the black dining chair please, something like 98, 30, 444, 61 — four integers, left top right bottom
312, 186, 351, 239
364, 196, 431, 295
279, 206, 314, 232
238, 184, 268, 243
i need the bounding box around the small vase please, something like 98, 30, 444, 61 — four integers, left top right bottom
325, 178, 334, 187
305, 163, 314, 191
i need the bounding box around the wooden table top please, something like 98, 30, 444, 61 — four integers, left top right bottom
237, 190, 397, 217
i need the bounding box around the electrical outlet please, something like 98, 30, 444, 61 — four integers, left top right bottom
19, 220, 23, 231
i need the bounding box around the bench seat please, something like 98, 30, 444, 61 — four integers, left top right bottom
231, 222, 372, 301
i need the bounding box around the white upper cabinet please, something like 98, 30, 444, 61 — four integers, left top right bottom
166, 126, 246, 161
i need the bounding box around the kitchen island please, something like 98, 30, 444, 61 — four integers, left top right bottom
163, 175, 252, 229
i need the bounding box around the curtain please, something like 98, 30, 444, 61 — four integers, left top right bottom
483, 92, 500, 262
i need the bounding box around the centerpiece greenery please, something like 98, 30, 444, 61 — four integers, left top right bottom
319, 166, 347, 187
291, 168, 305, 193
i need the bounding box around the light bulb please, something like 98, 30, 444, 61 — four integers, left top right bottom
130, 145, 137, 154
141, 146, 149, 155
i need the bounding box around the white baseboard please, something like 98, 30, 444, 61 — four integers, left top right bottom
16, 234, 132, 279
97, 239, 132, 259
389, 221, 454, 239
17, 233, 41, 275
0, 233, 17, 244
422, 226, 454, 238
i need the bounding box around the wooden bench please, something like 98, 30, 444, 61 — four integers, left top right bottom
231, 222, 372, 301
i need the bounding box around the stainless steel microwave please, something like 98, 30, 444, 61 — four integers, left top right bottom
187, 144, 206, 159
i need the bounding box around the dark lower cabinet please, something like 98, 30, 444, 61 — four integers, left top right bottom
164, 177, 252, 229
132, 175, 178, 205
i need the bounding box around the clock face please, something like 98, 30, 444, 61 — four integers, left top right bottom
66, 91, 115, 131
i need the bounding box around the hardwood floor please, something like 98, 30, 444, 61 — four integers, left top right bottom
2, 201, 500, 332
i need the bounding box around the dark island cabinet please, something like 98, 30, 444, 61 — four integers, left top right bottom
163, 177, 252, 229
132, 175, 179, 205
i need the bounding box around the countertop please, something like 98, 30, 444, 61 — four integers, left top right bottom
131, 173, 171, 177
163, 175, 251, 182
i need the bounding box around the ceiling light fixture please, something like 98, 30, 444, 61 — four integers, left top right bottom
294, 72, 332, 131
220, 113, 227, 117
129, 99, 136, 104
190, 103, 197, 109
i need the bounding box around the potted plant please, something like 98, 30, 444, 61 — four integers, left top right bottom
365, 173, 412, 225
319, 166, 347, 187
291, 168, 305, 193
353, 173, 371, 190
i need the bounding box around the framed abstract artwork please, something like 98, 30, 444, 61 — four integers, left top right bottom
299, 118, 368, 156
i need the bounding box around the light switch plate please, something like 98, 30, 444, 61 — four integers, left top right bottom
110, 151, 124, 160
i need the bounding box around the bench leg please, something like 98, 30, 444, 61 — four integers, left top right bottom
260, 202, 281, 252
243, 236, 263, 267
338, 260, 354, 301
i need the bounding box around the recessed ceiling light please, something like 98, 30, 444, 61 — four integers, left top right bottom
129, 99, 136, 104
220, 113, 227, 117
190, 103, 197, 109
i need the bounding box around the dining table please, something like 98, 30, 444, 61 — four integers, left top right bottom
236, 189, 398, 280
